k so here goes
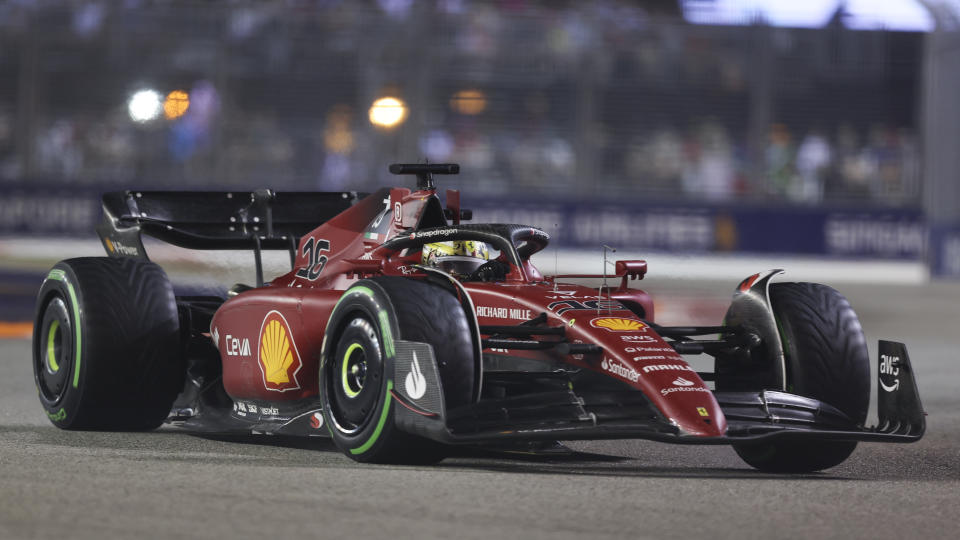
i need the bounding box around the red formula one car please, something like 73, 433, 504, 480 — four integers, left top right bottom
32, 164, 925, 472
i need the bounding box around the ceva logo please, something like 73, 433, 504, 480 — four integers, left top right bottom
225, 334, 250, 357
258, 310, 303, 392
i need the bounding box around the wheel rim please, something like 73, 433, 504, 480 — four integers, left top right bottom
328, 316, 383, 435
35, 296, 73, 405
340, 343, 367, 398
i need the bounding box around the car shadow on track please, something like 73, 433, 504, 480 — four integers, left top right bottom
190, 432, 341, 452
439, 458, 842, 481
191, 432, 847, 480
1, 424, 864, 480
424, 442, 847, 480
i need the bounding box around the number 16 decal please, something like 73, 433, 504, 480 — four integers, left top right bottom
296, 238, 330, 281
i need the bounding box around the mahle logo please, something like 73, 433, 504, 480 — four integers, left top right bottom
258, 311, 303, 392
642, 363, 693, 373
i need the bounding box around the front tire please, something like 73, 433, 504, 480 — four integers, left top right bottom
734, 282, 870, 473
320, 277, 476, 464
32, 258, 184, 430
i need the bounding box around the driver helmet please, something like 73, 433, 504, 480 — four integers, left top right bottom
422, 240, 489, 277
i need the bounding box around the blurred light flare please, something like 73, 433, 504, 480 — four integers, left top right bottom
450, 89, 487, 115
163, 90, 190, 120
324, 104, 355, 154
128, 89, 162, 123
368, 97, 408, 128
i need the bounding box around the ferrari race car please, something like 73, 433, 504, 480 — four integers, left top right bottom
32, 163, 925, 472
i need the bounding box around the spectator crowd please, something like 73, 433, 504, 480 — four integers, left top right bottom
0, 0, 924, 207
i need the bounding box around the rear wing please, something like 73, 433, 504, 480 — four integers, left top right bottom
97, 189, 365, 283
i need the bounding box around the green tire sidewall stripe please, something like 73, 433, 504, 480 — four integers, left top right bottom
350, 380, 393, 455
46, 269, 81, 389
330, 282, 399, 456
333, 285, 376, 312
377, 310, 395, 358
45, 408, 67, 422
334, 285, 395, 358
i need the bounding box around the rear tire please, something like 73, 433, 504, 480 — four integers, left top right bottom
733, 282, 870, 473
32, 258, 184, 430
320, 277, 476, 464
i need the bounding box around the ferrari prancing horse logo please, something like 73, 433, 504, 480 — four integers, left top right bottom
258, 310, 303, 392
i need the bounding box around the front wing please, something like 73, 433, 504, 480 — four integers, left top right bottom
391, 340, 925, 446
166, 340, 924, 447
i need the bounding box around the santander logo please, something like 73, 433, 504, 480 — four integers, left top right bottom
600, 357, 640, 383
660, 375, 709, 397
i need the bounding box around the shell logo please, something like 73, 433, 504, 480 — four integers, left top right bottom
258, 310, 303, 392
590, 317, 646, 332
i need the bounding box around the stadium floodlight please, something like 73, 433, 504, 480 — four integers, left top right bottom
128, 89, 163, 123
368, 97, 408, 128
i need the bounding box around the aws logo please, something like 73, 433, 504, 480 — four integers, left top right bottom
258, 310, 303, 392
590, 317, 646, 332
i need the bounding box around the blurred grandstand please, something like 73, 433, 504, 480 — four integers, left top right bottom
2, 0, 960, 324
0, 0, 929, 203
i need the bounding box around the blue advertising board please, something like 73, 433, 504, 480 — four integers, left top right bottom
928, 224, 960, 277
468, 197, 926, 260
0, 183, 927, 260
0, 183, 102, 236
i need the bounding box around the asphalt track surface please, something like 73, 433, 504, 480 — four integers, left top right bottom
1, 279, 958, 540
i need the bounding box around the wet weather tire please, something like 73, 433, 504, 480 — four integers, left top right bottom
32, 257, 184, 430
320, 277, 476, 464
734, 282, 870, 473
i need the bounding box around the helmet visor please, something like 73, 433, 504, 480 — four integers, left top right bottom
434, 255, 486, 277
